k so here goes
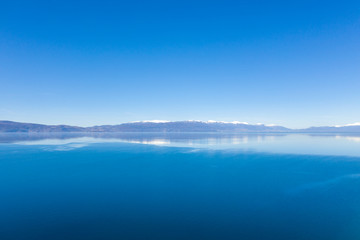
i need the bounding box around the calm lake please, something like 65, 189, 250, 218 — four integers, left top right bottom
1, 133, 360, 240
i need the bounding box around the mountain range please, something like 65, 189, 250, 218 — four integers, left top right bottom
1, 120, 360, 133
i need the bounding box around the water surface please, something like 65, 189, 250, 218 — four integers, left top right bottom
1, 133, 360, 240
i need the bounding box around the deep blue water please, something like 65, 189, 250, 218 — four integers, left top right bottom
1, 133, 360, 240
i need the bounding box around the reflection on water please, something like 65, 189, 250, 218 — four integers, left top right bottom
336, 135, 360, 142
1, 132, 360, 156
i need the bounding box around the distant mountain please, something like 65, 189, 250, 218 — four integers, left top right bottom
88, 121, 290, 133
299, 125, 360, 133
1, 120, 360, 133
0, 121, 85, 133
0, 120, 289, 133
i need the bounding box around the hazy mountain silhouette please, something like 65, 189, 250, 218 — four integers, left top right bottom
1, 120, 359, 133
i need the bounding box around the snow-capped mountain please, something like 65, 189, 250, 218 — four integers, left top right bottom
1, 120, 360, 133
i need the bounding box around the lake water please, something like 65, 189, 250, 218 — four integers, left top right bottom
1, 133, 360, 240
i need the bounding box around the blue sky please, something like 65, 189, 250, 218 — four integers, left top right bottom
1, 0, 359, 128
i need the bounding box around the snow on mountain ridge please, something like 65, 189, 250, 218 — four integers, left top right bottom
335, 122, 360, 127
131, 120, 271, 125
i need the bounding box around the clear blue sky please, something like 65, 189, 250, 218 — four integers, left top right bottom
1, 0, 359, 128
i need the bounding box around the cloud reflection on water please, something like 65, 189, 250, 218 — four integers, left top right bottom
0, 132, 360, 156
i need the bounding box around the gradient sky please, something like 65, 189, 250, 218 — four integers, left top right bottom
1, 0, 359, 128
